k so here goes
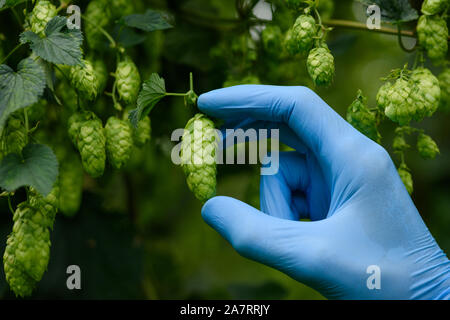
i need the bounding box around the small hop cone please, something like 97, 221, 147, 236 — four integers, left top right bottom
28, 185, 59, 230
29, 0, 57, 36
346, 90, 381, 143
398, 164, 413, 195
3, 202, 53, 297
4, 117, 27, 155
105, 117, 133, 169
393, 133, 409, 151
181, 114, 218, 202
286, 15, 316, 55
438, 68, 450, 112
409, 67, 440, 120
77, 117, 106, 178
69, 59, 98, 101
376, 82, 392, 111
262, 25, 283, 57
417, 15, 448, 62
85, 0, 111, 50
116, 56, 141, 105
417, 133, 440, 160
133, 116, 151, 148
59, 155, 83, 217
421, 0, 448, 15
307, 45, 335, 86
384, 79, 415, 125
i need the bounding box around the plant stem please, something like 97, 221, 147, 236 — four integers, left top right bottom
7, 195, 14, 215
189, 73, 194, 92
0, 43, 24, 65
166, 93, 188, 97
81, 14, 117, 49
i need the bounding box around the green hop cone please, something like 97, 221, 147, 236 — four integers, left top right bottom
398, 163, 413, 195
105, 117, 133, 169
69, 59, 98, 101
307, 44, 335, 86
287, 15, 317, 55
417, 133, 440, 160
181, 113, 218, 202
409, 67, 440, 120
59, 155, 83, 217
438, 68, 450, 112
346, 90, 381, 143
376, 82, 392, 111
84, 0, 111, 50
3, 199, 55, 297
262, 25, 283, 57
28, 185, 59, 230
384, 78, 415, 125
77, 115, 106, 178
393, 130, 409, 151
68, 111, 92, 147
133, 116, 151, 148
3, 116, 27, 155
116, 56, 141, 105
421, 0, 448, 15
29, 0, 57, 36
417, 15, 448, 62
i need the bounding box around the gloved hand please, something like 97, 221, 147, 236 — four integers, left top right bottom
197, 85, 450, 300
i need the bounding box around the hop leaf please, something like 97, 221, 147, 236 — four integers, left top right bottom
421, 0, 448, 15
69, 59, 98, 101
438, 68, 450, 112
398, 163, 413, 194
181, 113, 218, 202
285, 15, 316, 55
417, 15, 448, 62
307, 44, 335, 86
417, 133, 439, 159
28, 0, 57, 36
119, 9, 173, 32
346, 90, 381, 143
105, 116, 133, 169
116, 56, 141, 105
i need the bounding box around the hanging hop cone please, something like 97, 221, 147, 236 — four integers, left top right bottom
307, 43, 335, 86
417, 133, 440, 159
417, 15, 448, 62
285, 15, 316, 55
69, 59, 98, 101
346, 90, 381, 143
421, 0, 448, 15
105, 116, 133, 169
29, 0, 57, 36
116, 56, 141, 105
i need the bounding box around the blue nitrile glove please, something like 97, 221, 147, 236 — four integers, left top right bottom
197, 85, 450, 300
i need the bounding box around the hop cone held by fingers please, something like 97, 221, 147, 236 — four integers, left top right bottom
307, 45, 335, 86
105, 117, 133, 169
417, 15, 448, 62
29, 0, 57, 36
398, 164, 413, 195
116, 56, 141, 105
376, 82, 392, 111
421, 0, 448, 15
438, 68, 450, 112
346, 90, 381, 143
77, 116, 106, 178
59, 156, 83, 217
181, 114, 218, 202
384, 79, 415, 125
417, 133, 440, 160
70, 59, 98, 101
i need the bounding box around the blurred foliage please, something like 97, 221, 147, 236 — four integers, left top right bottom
0, 0, 449, 300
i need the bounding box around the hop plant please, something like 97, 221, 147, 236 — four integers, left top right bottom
181, 113, 218, 202
105, 117, 133, 169
59, 156, 83, 217
346, 90, 381, 143
116, 56, 141, 105
417, 133, 440, 159
409, 67, 440, 120
286, 15, 317, 55
376, 82, 392, 110
28, 186, 59, 229
133, 116, 152, 148
262, 25, 283, 57
3, 116, 27, 155
398, 163, 413, 194
438, 68, 450, 112
69, 59, 98, 101
29, 0, 57, 36
421, 0, 448, 15
77, 115, 106, 178
384, 78, 415, 125
84, 0, 111, 50
307, 44, 335, 86
417, 15, 448, 62
68, 111, 92, 147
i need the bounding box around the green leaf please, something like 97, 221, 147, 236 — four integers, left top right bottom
0, 0, 27, 11
360, 0, 418, 23
129, 73, 166, 127
119, 10, 173, 32
0, 58, 46, 131
20, 16, 83, 66
0, 144, 59, 196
